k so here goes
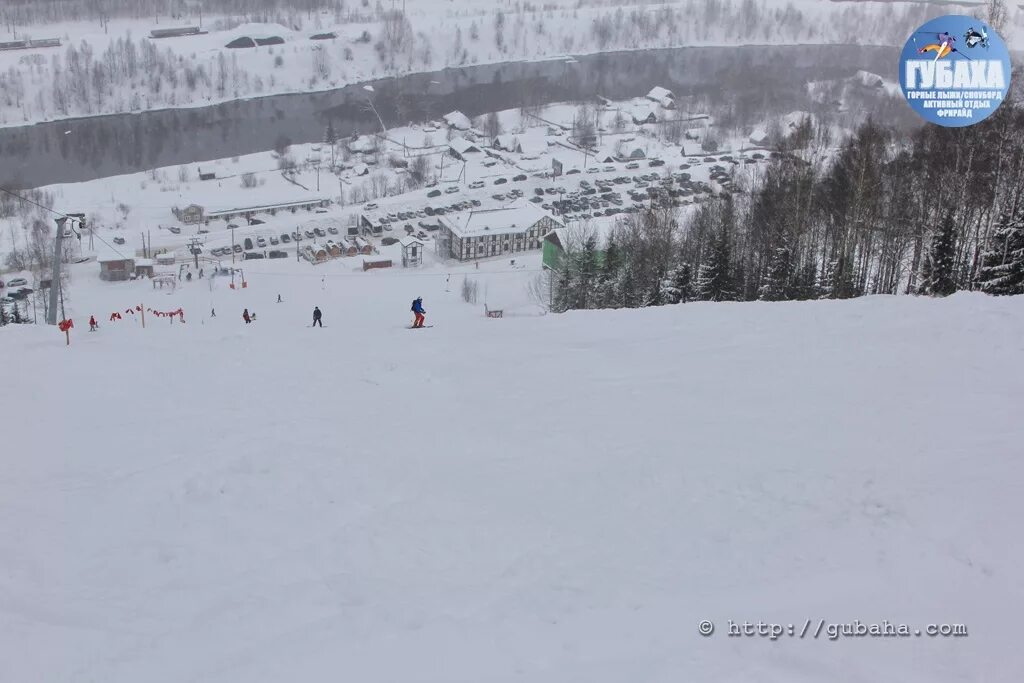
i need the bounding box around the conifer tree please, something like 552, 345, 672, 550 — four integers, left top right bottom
694, 225, 734, 302
977, 210, 1024, 296
918, 211, 958, 296
759, 246, 793, 301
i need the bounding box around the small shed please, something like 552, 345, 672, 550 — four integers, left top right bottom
198, 168, 216, 181
341, 238, 359, 256
353, 237, 374, 255
400, 238, 424, 268
134, 258, 155, 278
631, 106, 657, 125
99, 257, 135, 281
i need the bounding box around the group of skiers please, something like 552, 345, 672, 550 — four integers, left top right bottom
232, 298, 426, 328
81, 297, 428, 334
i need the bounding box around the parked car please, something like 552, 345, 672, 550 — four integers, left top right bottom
328, 227, 339, 235
566, 168, 581, 175
471, 199, 481, 207
469, 180, 485, 189
113, 237, 126, 245
243, 251, 264, 260
427, 189, 441, 198
248, 218, 265, 226
168, 226, 181, 234
304, 230, 315, 239
494, 177, 508, 185
314, 228, 326, 237
649, 159, 665, 167
243, 238, 254, 250
603, 165, 615, 172
233, 244, 243, 253
365, 203, 379, 210
586, 167, 600, 174
7, 278, 28, 287
513, 174, 527, 181
626, 162, 640, 169
270, 236, 280, 245
291, 231, 301, 241
268, 250, 288, 259
280, 233, 291, 243
445, 185, 459, 194
492, 194, 506, 201
256, 237, 267, 248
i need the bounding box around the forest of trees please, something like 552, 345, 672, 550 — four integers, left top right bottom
549, 101, 1024, 312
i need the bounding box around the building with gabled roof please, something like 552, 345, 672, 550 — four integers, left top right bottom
448, 137, 482, 161
443, 111, 472, 130
437, 202, 562, 261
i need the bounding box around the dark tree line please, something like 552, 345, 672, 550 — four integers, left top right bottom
551, 102, 1024, 312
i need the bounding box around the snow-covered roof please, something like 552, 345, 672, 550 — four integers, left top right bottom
399, 237, 424, 247
647, 86, 674, 101
546, 217, 622, 252
135, 258, 155, 267
632, 105, 657, 122
205, 196, 326, 216
443, 111, 472, 130
440, 202, 561, 238
449, 137, 481, 155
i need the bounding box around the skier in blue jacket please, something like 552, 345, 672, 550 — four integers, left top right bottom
411, 297, 426, 328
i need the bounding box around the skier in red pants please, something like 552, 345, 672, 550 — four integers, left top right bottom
411, 297, 426, 328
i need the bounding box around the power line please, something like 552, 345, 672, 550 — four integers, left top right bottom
1, 183, 132, 261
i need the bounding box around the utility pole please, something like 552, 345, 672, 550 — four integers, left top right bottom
188, 237, 201, 269
46, 217, 65, 325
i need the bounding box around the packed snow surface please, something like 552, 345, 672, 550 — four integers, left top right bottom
2, 263, 1023, 682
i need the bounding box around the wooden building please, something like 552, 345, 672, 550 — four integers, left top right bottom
438, 202, 562, 261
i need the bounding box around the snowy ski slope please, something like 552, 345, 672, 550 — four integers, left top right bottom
1, 263, 1023, 682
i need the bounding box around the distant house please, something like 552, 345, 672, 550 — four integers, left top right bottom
449, 137, 482, 161
443, 111, 472, 131
174, 204, 205, 224
150, 26, 205, 39
99, 257, 135, 281
493, 134, 522, 153
400, 238, 424, 267
646, 86, 676, 109
631, 106, 657, 125
438, 202, 562, 261
198, 168, 216, 181
0, 38, 61, 51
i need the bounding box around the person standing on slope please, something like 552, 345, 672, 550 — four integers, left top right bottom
89, 315, 98, 332
411, 297, 426, 328
243, 308, 251, 324
312, 306, 323, 327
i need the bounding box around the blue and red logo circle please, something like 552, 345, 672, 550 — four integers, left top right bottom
900, 15, 1011, 127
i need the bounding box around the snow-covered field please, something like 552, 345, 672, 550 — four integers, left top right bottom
1, 0, 1015, 128
2, 257, 1022, 681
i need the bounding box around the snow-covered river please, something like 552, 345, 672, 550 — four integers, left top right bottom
1, 44, 897, 189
